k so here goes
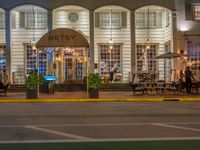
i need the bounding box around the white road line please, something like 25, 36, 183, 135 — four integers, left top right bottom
0, 122, 200, 128
153, 123, 200, 132
0, 137, 200, 144
24, 125, 92, 140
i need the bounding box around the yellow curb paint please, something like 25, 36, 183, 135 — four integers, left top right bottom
0, 97, 200, 103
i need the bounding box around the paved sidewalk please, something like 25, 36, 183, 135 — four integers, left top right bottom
0, 91, 199, 102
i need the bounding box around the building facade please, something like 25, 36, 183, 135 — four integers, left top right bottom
0, 0, 199, 84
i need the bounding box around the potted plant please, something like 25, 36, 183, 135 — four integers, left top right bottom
25, 71, 44, 99
88, 73, 102, 98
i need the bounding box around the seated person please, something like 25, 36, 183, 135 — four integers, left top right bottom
0, 81, 4, 89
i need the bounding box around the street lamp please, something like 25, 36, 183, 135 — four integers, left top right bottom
30, 6, 40, 98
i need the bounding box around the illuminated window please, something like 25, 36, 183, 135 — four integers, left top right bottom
0, 45, 6, 70
136, 44, 157, 71
193, 4, 200, 20
25, 45, 47, 75
25, 12, 47, 28
0, 11, 5, 29
99, 44, 121, 76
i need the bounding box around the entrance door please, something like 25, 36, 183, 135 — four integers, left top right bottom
64, 57, 83, 81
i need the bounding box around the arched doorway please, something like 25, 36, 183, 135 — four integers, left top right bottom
36, 28, 89, 83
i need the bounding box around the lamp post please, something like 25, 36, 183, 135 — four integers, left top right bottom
108, 6, 114, 74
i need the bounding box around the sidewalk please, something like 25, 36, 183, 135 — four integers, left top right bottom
0, 91, 200, 102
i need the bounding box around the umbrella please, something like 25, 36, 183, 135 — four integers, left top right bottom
154, 52, 188, 59
154, 52, 188, 82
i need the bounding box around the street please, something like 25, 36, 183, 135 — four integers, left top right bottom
0, 101, 199, 143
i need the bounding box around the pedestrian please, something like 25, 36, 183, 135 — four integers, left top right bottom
185, 66, 195, 94
110, 70, 114, 82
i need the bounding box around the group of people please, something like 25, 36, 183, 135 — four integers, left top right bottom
179, 66, 196, 94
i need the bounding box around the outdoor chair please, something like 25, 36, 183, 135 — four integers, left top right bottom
156, 80, 165, 94
165, 82, 178, 94
0, 82, 10, 96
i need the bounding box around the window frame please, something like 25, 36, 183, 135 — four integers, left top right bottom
25, 11, 47, 29
192, 4, 200, 21
0, 44, 6, 70
99, 11, 122, 29
135, 11, 162, 29
136, 44, 157, 72
0, 11, 5, 29
24, 44, 48, 75
98, 43, 122, 77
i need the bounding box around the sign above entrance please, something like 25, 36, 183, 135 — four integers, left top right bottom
36, 28, 89, 48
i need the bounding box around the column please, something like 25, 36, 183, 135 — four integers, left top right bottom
130, 10, 136, 73
89, 9, 94, 73
5, 9, 11, 80
172, 11, 178, 69
47, 9, 53, 75
47, 9, 53, 31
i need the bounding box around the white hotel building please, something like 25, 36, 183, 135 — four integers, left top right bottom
0, 0, 200, 84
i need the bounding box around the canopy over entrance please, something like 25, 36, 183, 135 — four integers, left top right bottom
36, 28, 89, 48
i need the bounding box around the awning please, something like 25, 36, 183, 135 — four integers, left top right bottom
36, 28, 89, 48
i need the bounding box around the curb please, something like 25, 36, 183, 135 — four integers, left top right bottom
0, 97, 200, 103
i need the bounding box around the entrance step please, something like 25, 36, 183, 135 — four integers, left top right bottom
54, 84, 87, 92
8, 84, 26, 92
100, 83, 132, 91
8, 83, 132, 92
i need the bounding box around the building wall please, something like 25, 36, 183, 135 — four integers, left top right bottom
0, 0, 176, 11
10, 5, 48, 83
53, 5, 90, 40
94, 6, 131, 82
135, 7, 173, 80
3, 0, 199, 83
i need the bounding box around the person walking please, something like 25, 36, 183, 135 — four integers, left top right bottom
185, 66, 195, 94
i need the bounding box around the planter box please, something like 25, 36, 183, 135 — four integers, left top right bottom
26, 89, 38, 99
89, 88, 99, 98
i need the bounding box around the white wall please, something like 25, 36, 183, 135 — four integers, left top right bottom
94, 6, 131, 82
53, 6, 90, 41
10, 6, 48, 84
135, 6, 173, 80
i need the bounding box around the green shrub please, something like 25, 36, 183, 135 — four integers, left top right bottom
25, 72, 44, 90
88, 73, 101, 89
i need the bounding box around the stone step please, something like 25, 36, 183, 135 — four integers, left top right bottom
8, 83, 132, 92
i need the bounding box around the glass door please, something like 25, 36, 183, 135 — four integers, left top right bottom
64, 57, 83, 81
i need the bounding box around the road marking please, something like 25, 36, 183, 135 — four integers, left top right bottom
0, 137, 200, 144
24, 125, 92, 140
0, 122, 200, 128
153, 123, 200, 132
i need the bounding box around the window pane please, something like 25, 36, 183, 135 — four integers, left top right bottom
25, 12, 47, 28
136, 44, 157, 72
0, 45, 6, 70
26, 45, 47, 75
193, 5, 200, 20
99, 44, 122, 81
100, 12, 121, 28
0, 11, 5, 28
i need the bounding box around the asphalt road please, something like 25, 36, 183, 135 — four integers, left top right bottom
0, 101, 199, 143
